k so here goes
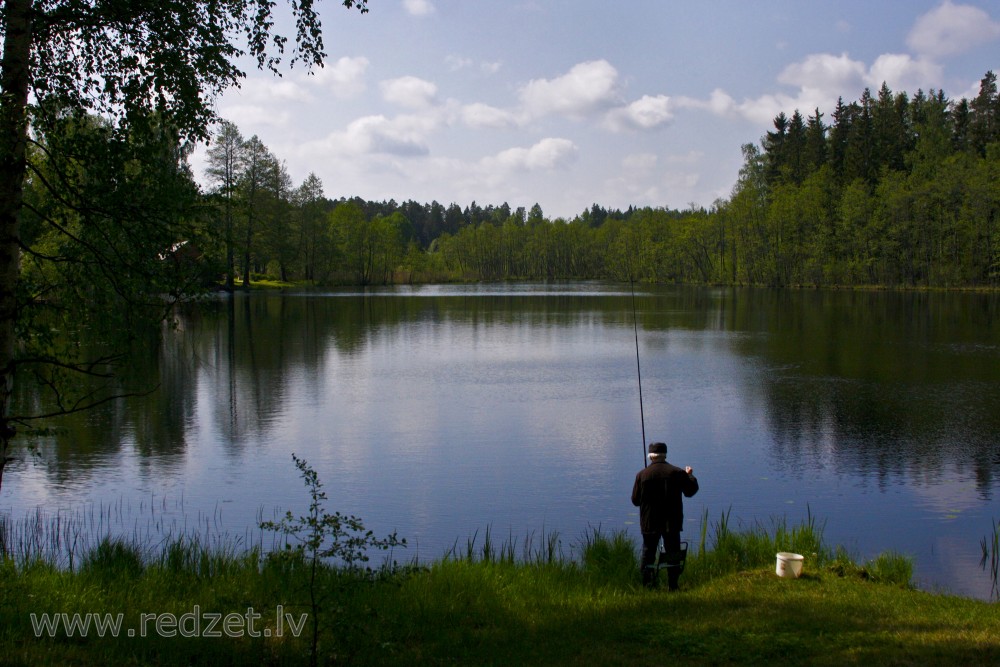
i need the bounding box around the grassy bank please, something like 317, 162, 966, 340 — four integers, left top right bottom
2, 512, 997, 666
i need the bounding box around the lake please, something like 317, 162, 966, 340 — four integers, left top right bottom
4, 284, 999, 599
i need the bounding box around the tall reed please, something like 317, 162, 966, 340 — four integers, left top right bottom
685, 506, 828, 584
0, 497, 260, 572
444, 524, 567, 566
436, 524, 637, 589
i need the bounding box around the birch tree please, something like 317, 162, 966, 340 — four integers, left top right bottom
0, 0, 370, 492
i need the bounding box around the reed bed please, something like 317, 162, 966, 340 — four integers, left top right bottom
4, 506, 996, 666
0, 495, 265, 568
0, 503, 907, 586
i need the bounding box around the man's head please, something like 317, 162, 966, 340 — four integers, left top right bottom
647, 441, 667, 462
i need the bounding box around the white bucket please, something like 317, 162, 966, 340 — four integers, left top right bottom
775, 552, 804, 578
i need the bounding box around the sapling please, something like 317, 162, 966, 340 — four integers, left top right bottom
260, 453, 405, 666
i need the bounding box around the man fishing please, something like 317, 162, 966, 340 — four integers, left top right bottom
631, 441, 699, 590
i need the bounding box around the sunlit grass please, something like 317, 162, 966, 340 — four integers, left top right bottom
248, 278, 297, 289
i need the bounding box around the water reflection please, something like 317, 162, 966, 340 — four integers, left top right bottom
717, 289, 1000, 496
5, 285, 1000, 598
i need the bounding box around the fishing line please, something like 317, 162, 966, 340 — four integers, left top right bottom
630, 275, 647, 467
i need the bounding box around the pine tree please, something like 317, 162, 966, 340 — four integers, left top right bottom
804, 109, 828, 174
970, 71, 999, 156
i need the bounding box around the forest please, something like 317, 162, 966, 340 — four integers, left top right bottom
22, 71, 1000, 293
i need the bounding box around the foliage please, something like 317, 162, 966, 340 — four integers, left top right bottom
261, 454, 405, 571
204, 120, 244, 291
259, 453, 405, 666
0, 0, 372, 494
8, 0, 369, 143
9, 110, 209, 454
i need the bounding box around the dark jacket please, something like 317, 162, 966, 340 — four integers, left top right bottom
631, 461, 699, 534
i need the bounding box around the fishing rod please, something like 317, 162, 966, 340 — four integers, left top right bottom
629, 274, 648, 467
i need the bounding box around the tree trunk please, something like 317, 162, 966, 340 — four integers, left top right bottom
225, 203, 235, 292
0, 0, 34, 492
242, 212, 254, 290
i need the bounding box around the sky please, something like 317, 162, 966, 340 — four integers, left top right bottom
191, 0, 1000, 220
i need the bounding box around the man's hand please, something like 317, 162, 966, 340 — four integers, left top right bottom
685, 466, 693, 475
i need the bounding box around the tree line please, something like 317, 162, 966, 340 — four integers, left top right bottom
199, 71, 1000, 289
15, 70, 1000, 315
725, 72, 1000, 287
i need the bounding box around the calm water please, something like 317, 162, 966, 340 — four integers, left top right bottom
4, 284, 1000, 599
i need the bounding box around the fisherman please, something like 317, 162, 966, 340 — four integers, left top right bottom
631, 441, 699, 590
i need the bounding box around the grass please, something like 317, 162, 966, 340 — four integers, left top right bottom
247, 278, 298, 290
379, 561, 996, 666
2, 509, 998, 666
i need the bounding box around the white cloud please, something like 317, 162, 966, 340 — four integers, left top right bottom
724, 52, 872, 123
685, 51, 935, 125
907, 1, 1000, 58
673, 89, 739, 120
481, 61, 503, 75
225, 77, 310, 105
460, 102, 520, 129
255, 80, 308, 102
305, 114, 436, 158
311, 56, 370, 98
403, 0, 435, 16
705, 89, 737, 115
778, 52, 868, 96
519, 60, 620, 118
219, 104, 292, 128
867, 54, 943, 92
381, 76, 439, 108
675, 89, 738, 117
736, 94, 800, 125
485, 138, 578, 172
606, 95, 674, 131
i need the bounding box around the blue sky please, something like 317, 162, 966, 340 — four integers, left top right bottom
194, 0, 1000, 219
